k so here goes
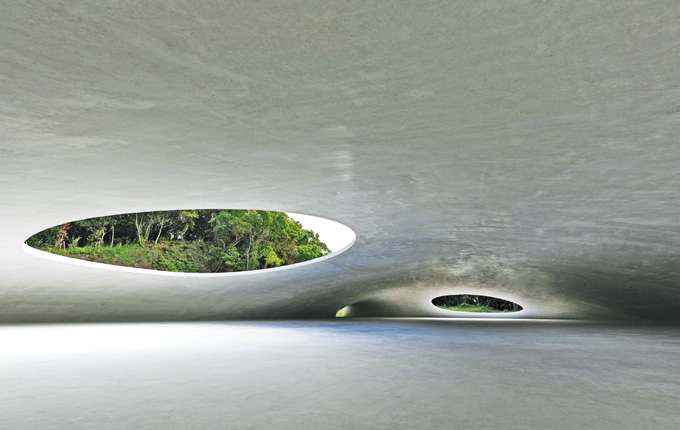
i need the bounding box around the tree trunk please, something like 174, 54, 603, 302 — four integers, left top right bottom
135, 213, 146, 244
155, 217, 166, 245
245, 233, 252, 270
144, 222, 152, 245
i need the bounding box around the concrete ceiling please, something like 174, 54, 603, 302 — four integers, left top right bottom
1, 1, 679, 322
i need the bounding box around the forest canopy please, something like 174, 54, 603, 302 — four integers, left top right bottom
432, 295, 522, 313
26, 210, 330, 273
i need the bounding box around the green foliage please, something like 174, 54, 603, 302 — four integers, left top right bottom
433, 295, 522, 312
46, 242, 210, 272
295, 244, 325, 262
207, 209, 329, 272
438, 304, 503, 313
26, 226, 60, 248
27, 209, 331, 273
263, 246, 284, 268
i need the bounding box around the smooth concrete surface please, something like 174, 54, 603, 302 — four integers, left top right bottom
2, 3, 680, 322
1, 320, 679, 430
3, 4, 680, 428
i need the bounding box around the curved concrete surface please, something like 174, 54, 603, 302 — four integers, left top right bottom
2, 1, 680, 323
2, 3, 680, 427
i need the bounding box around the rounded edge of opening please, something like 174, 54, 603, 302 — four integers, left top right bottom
23, 212, 357, 277
432, 294, 524, 315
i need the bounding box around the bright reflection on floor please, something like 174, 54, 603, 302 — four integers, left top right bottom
1, 321, 678, 429
0, 319, 572, 360
0, 324, 208, 356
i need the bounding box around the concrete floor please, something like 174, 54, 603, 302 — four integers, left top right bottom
2, 319, 678, 430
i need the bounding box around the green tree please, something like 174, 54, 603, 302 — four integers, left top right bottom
26, 209, 331, 273
76, 216, 113, 248
26, 225, 61, 249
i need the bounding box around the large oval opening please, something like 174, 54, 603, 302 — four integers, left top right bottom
432, 295, 523, 313
25, 210, 355, 274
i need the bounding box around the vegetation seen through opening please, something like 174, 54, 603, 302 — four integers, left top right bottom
432, 295, 522, 313
26, 210, 330, 273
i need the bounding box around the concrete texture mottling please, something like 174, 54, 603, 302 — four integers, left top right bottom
2, 1, 680, 322
2, 3, 679, 426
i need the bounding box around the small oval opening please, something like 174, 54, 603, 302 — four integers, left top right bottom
432, 295, 523, 313
25, 209, 355, 274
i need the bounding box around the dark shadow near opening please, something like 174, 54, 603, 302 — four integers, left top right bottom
433, 295, 523, 313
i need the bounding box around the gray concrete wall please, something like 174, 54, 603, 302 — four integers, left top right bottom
1, 1, 680, 322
